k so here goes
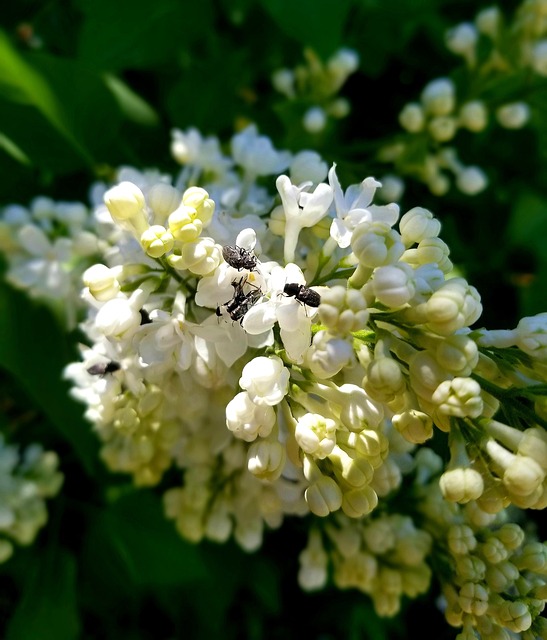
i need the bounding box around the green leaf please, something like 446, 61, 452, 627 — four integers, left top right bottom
506, 190, 547, 260
85, 490, 208, 587
103, 74, 160, 126
0, 281, 99, 475
258, 0, 351, 58
0, 132, 30, 165
76, 0, 211, 71
0, 30, 93, 166
6, 548, 80, 640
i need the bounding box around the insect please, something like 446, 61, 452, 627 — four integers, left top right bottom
216, 277, 262, 324
139, 308, 152, 325
87, 360, 121, 376
222, 245, 259, 272
283, 282, 321, 308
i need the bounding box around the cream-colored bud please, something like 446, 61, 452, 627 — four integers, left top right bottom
455, 555, 486, 582
377, 174, 405, 202
104, 181, 146, 221
447, 524, 477, 555
362, 518, 396, 553
456, 166, 488, 195
458, 581, 489, 616
168, 205, 203, 242
440, 468, 484, 503
425, 278, 482, 335
432, 377, 483, 418
428, 116, 457, 142
303, 106, 327, 133
475, 6, 500, 38
459, 100, 488, 132
341, 485, 378, 518
532, 40, 547, 76
421, 78, 456, 116
363, 357, 406, 403
140, 225, 174, 258
496, 103, 530, 129
305, 475, 343, 516
445, 22, 478, 57
518, 428, 547, 468
182, 187, 215, 226
399, 102, 425, 132
515, 542, 547, 572
369, 457, 402, 496
436, 334, 479, 376
329, 445, 374, 488
168, 237, 222, 276
504, 455, 545, 497
399, 207, 441, 245
328, 97, 351, 119
351, 221, 405, 268
496, 601, 532, 633
372, 263, 416, 308
485, 561, 519, 592
392, 410, 433, 444
147, 183, 181, 224
247, 439, 286, 482
83, 263, 120, 301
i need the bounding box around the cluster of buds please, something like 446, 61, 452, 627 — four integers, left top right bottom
0, 196, 102, 326
271, 47, 359, 134
1, 123, 545, 638
378, 1, 547, 198
0, 436, 63, 563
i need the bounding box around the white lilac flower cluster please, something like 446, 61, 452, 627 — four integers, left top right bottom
0, 196, 103, 327
271, 47, 359, 134
382, 1, 547, 199
0, 435, 63, 563
1, 124, 546, 637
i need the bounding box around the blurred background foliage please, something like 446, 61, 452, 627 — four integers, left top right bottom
0, 0, 545, 638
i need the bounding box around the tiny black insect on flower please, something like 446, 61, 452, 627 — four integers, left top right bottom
87, 360, 121, 376
216, 276, 262, 324
139, 308, 152, 325
222, 245, 259, 272
283, 282, 321, 307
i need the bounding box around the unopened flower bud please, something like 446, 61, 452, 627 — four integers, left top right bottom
303, 107, 327, 133
168, 205, 203, 242
399, 103, 425, 132
168, 237, 221, 276
428, 116, 457, 142
456, 166, 488, 195
445, 22, 478, 58
421, 78, 456, 116
496, 103, 530, 129
372, 263, 416, 308
83, 263, 120, 301
104, 181, 148, 235
532, 40, 547, 76
459, 100, 488, 132
341, 485, 378, 518
399, 207, 441, 245
247, 439, 286, 481
290, 151, 328, 185
182, 187, 215, 226
147, 183, 181, 224
392, 410, 433, 444
305, 474, 343, 516
440, 468, 484, 503
141, 225, 174, 258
